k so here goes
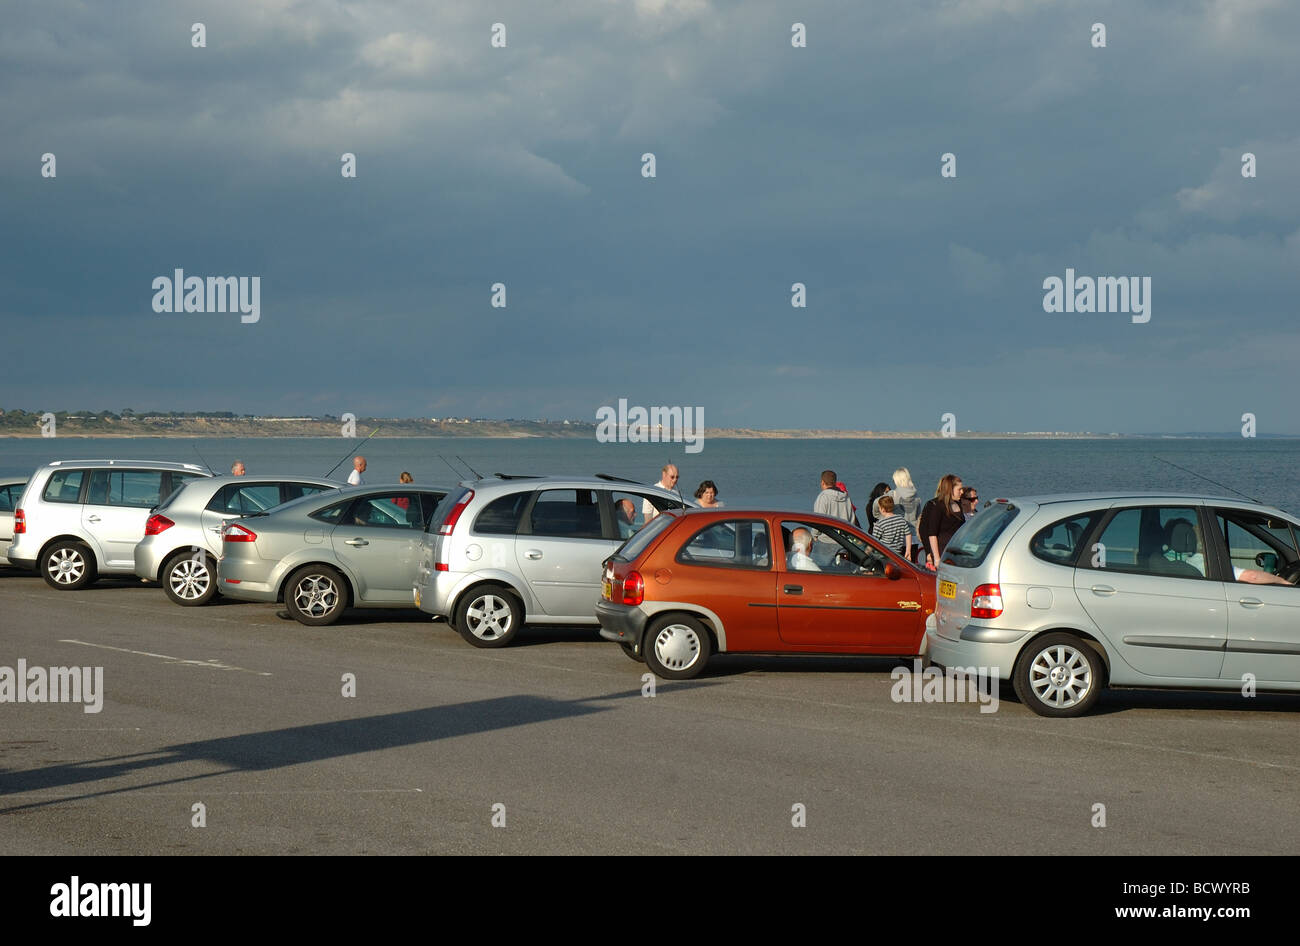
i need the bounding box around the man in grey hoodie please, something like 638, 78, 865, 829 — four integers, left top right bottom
812, 470, 855, 564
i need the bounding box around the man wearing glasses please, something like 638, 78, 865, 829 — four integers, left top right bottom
643, 464, 679, 522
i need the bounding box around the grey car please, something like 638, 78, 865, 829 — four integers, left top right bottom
0, 477, 29, 566
216, 483, 449, 625
134, 474, 343, 606
8, 460, 212, 589
412, 474, 691, 648
927, 492, 1300, 716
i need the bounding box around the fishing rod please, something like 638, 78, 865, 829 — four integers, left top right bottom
191, 443, 215, 475
324, 426, 382, 479
457, 456, 483, 479
1152, 455, 1261, 504
438, 455, 471, 480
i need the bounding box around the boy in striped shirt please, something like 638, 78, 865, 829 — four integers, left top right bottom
871, 495, 912, 559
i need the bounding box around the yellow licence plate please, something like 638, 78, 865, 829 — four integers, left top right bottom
413, 588, 421, 608
939, 580, 956, 599
602, 579, 612, 600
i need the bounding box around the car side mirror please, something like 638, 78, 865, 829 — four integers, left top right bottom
884, 562, 902, 581
1256, 551, 1279, 572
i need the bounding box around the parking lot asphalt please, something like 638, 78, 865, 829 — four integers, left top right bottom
1, 570, 1296, 855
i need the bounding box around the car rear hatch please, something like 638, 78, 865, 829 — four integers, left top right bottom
934, 499, 1033, 639
600, 509, 678, 602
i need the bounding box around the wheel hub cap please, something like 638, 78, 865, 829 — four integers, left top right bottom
655, 625, 700, 670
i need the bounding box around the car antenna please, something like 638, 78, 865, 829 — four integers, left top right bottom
457, 456, 483, 479
324, 426, 382, 478
1152, 455, 1261, 504
438, 455, 469, 479
191, 444, 215, 475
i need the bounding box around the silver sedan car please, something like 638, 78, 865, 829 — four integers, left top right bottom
217, 484, 448, 625
928, 492, 1300, 716
134, 474, 343, 606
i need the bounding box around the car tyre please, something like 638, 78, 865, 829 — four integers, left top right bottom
41, 541, 97, 590
644, 615, 711, 680
284, 565, 348, 626
1013, 632, 1104, 717
619, 642, 645, 663
455, 586, 523, 648
162, 549, 218, 606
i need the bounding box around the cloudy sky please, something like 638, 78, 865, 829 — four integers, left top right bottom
2, 0, 1297, 433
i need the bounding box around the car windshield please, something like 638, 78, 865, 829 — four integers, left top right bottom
943, 502, 1019, 568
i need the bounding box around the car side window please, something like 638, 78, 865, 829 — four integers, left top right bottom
42, 470, 85, 504
1030, 513, 1101, 566
1217, 509, 1299, 577
87, 470, 165, 508
0, 487, 14, 512
1093, 506, 1208, 579
528, 489, 603, 539
283, 483, 332, 502
347, 494, 424, 529
310, 499, 351, 524
676, 520, 770, 569
229, 484, 283, 514
781, 519, 887, 575
473, 492, 530, 535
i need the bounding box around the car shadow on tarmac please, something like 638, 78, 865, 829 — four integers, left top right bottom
0, 683, 719, 814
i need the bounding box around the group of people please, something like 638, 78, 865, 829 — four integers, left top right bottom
820, 468, 977, 571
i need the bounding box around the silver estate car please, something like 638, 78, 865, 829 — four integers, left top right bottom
134, 474, 342, 606
216, 483, 448, 625
8, 460, 211, 589
928, 492, 1300, 717
413, 474, 691, 648
0, 477, 28, 566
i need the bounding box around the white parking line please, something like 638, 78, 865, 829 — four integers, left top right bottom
58, 640, 272, 676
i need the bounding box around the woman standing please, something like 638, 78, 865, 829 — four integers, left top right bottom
694, 480, 723, 508
918, 474, 965, 571
866, 482, 891, 532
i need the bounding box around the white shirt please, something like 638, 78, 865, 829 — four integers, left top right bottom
642, 482, 675, 520
348, 470, 364, 486
788, 549, 820, 571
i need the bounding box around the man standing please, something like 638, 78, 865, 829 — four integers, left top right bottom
813, 470, 856, 565
643, 464, 679, 522
231, 460, 246, 476
348, 456, 367, 486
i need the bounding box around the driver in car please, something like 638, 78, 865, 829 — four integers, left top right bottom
1164, 519, 1294, 584
787, 528, 820, 571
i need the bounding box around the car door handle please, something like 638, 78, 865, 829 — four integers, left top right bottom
1238, 597, 1264, 608
87, 515, 101, 523
344, 538, 369, 547
525, 549, 543, 560
783, 584, 803, 595
1089, 585, 1116, 596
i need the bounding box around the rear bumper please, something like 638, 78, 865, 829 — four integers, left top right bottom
216, 557, 279, 602
927, 624, 1029, 681
133, 540, 167, 581
596, 599, 648, 648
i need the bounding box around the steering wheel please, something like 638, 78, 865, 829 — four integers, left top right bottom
1277, 560, 1300, 585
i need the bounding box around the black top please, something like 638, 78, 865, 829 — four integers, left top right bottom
919, 497, 965, 554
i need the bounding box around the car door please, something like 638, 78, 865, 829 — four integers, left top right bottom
516, 488, 613, 618
775, 519, 925, 651
1074, 504, 1227, 680
1212, 507, 1300, 685
330, 491, 429, 604
671, 518, 779, 650
82, 469, 167, 568
200, 482, 286, 554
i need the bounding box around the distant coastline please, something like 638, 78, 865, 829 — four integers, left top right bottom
0, 411, 1288, 440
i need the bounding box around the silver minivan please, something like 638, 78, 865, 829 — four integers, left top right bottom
413, 475, 691, 648
9, 460, 212, 589
928, 492, 1300, 716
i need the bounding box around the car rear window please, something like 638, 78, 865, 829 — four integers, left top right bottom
612, 510, 678, 562
942, 502, 1019, 568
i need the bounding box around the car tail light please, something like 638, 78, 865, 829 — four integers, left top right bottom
971, 583, 1003, 619
622, 570, 644, 606
13, 509, 24, 534
145, 514, 174, 536
222, 522, 257, 542
438, 490, 474, 536
434, 562, 449, 571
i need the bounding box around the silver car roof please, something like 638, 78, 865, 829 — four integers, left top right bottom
997, 492, 1290, 518
458, 474, 689, 499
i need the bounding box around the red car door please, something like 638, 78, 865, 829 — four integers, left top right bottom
775, 517, 925, 652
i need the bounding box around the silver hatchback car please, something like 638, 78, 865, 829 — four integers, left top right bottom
412, 474, 691, 648
928, 492, 1300, 716
9, 460, 211, 589
134, 474, 343, 606
217, 483, 449, 625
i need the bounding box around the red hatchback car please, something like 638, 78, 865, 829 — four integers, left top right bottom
596, 508, 936, 679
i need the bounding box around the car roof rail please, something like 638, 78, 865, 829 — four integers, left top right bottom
492, 473, 542, 480
594, 473, 642, 484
